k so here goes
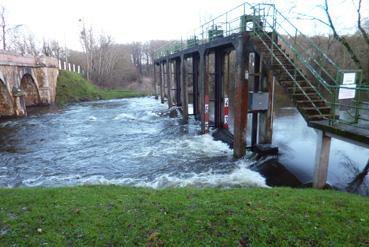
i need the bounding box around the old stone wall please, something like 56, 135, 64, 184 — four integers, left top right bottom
0, 52, 59, 118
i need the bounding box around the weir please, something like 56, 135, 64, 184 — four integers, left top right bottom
153, 3, 369, 188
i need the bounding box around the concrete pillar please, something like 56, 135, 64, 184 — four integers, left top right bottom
159, 63, 164, 103
154, 64, 158, 100
233, 37, 249, 158
313, 130, 332, 188
166, 60, 172, 108
58, 60, 62, 70
180, 55, 188, 123
68, 63, 71, 71
73, 64, 76, 72
63, 62, 67, 70
77, 65, 81, 74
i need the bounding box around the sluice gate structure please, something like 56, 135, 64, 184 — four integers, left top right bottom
153, 3, 369, 188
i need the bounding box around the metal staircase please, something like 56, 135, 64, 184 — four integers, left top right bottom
249, 4, 367, 128
253, 34, 333, 122
155, 2, 368, 134
250, 4, 339, 123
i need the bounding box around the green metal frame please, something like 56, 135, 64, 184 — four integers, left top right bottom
154, 2, 368, 130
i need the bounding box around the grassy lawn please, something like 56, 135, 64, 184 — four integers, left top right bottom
0, 186, 368, 246
56, 71, 146, 105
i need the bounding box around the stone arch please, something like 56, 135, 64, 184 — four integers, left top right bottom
0, 79, 15, 117
20, 73, 41, 107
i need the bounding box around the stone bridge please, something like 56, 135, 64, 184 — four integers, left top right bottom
0, 52, 59, 118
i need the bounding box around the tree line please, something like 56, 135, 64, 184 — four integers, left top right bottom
1, 1, 368, 88
0, 6, 169, 89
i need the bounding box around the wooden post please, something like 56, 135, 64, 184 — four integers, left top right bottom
166, 59, 172, 108
159, 62, 164, 104
181, 55, 188, 123
313, 130, 332, 188
233, 37, 249, 158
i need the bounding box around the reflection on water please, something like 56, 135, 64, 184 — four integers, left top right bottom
273, 106, 369, 194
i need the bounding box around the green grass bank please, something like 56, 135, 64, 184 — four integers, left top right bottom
0, 186, 368, 246
56, 71, 146, 105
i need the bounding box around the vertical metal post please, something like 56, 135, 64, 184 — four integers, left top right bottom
159, 62, 164, 104
180, 54, 188, 123
204, 52, 210, 133
175, 58, 182, 106
251, 52, 261, 147
265, 70, 274, 143
199, 49, 207, 134
167, 59, 172, 108
233, 36, 249, 158
215, 49, 225, 128
193, 54, 200, 119
154, 63, 158, 100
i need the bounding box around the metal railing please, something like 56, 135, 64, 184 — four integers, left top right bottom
154, 2, 254, 59
251, 4, 367, 129
155, 2, 368, 130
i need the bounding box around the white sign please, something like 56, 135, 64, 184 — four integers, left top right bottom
338, 73, 356, 100
205, 104, 209, 113
224, 97, 229, 107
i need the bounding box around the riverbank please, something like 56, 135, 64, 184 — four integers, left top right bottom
0, 186, 368, 246
56, 71, 147, 105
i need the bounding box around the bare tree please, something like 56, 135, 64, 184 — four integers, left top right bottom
0, 6, 22, 51
42, 40, 65, 59
130, 42, 143, 82
80, 24, 95, 81
324, 0, 362, 70
0, 6, 6, 50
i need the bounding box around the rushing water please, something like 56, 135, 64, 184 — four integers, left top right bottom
0, 97, 266, 189
0, 97, 368, 194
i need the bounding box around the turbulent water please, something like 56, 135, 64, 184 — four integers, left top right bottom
0, 97, 368, 194
0, 97, 266, 189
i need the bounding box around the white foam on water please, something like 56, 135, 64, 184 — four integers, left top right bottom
155, 134, 233, 157
132, 165, 267, 189
54, 159, 267, 189
88, 116, 97, 121
113, 113, 136, 121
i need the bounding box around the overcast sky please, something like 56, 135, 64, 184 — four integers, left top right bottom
1, 0, 368, 51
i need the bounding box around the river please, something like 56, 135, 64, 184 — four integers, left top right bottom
0, 97, 368, 195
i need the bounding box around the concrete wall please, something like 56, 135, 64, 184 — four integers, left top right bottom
0, 52, 59, 118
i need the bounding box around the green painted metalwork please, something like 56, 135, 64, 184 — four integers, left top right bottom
187, 36, 198, 48
154, 2, 368, 130
208, 25, 224, 41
